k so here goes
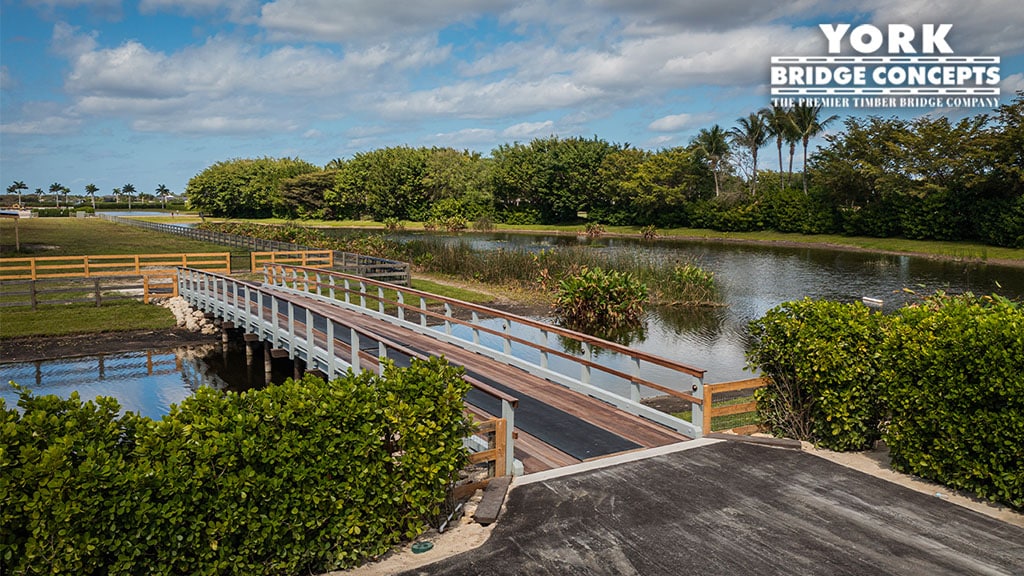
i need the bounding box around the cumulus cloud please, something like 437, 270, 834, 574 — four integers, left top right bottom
502, 120, 555, 139
259, 0, 515, 43
139, 0, 261, 22
374, 77, 600, 120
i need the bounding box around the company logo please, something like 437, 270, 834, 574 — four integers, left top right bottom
771, 24, 1001, 108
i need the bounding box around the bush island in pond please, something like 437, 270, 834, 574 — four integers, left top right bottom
0, 356, 472, 575
747, 293, 1024, 509
556, 266, 648, 334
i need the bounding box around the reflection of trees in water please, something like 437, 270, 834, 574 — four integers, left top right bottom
651, 305, 727, 337
557, 318, 647, 358
174, 344, 230, 392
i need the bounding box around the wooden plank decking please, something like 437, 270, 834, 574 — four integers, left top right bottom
269, 286, 689, 474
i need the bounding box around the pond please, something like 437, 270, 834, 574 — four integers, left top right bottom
370, 231, 1024, 382
3, 231, 1021, 414
0, 340, 296, 419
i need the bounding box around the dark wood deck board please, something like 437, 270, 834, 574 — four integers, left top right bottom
270, 288, 689, 472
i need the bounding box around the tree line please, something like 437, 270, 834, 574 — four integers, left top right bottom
184, 92, 1023, 247
4, 181, 176, 210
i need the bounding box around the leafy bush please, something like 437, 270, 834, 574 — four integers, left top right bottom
383, 217, 404, 231
443, 216, 468, 232
640, 225, 658, 240
666, 263, 717, 305
1, 357, 473, 574
747, 298, 886, 451
473, 216, 495, 231
556, 266, 648, 335
584, 222, 605, 237
881, 293, 1024, 508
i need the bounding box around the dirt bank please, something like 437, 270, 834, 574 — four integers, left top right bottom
0, 328, 220, 364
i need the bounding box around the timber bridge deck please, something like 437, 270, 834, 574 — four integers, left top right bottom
179, 264, 751, 475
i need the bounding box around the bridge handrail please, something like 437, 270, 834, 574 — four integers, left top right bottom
177, 267, 517, 474
264, 264, 708, 436
269, 264, 706, 378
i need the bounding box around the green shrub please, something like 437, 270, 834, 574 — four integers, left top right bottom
1, 357, 473, 574
383, 217, 404, 231
666, 263, 718, 305
747, 298, 886, 451
881, 293, 1024, 508
473, 216, 495, 232
556, 266, 648, 334
584, 222, 605, 237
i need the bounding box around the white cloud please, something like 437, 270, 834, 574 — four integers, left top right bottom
502, 120, 555, 139
1001, 73, 1024, 96
139, 0, 261, 22
649, 113, 699, 132
259, 0, 514, 43
861, 0, 1024, 55
428, 127, 497, 147
0, 115, 81, 135
374, 77, 600, 120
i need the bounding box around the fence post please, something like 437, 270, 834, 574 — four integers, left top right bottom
692, 376, 706, 438
580, 342, 591, 384
501, 399, 515, 476
30, 280, 37, 310
702, 385, 714, 437
396, 290, 404, 321
94, 278, 102, 307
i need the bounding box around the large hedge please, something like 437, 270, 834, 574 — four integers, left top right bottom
1, 356, 473, 574
747, 294, 1024, 509
882, 294, 1024, 508
746, 298, 886, 451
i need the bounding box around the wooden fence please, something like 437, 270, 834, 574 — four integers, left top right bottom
467, 418, 510, 477
0, 252, 231, 281
250, 250, 333, 272
703, 377, 765, 435
99, 214, 412, 285
0, 274, 177, 309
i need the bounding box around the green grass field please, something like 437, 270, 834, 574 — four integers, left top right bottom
0, 300, 176, 339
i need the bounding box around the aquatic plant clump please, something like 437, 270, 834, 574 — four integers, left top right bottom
555, 266, 648, 332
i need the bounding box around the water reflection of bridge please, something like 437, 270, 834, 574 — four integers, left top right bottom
180, 265, 723, 475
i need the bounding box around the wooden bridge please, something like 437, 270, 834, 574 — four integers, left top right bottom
178, 264, 760, 475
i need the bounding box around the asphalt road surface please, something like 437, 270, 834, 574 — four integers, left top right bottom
399, 440, 1024, 576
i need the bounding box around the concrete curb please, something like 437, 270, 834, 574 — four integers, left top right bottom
513, 438, 723, 486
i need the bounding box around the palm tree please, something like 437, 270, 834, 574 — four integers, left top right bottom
789, 103, 839, 195
85, 183, 99, 210
113, 187, 121, 203
122, 183, 136, 210
155, 184, 170, 208
762, 105, 797, 190
694, 125, 730, 197
729, 112, 771, 196
7, 181, 28, 207
49, 182, 64, 208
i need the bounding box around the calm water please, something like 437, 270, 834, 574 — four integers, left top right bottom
3, 232, 1021, 414
384, 231, 1024, 383
1, 341, 296, 419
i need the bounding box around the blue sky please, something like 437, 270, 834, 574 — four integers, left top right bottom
2, 0, 1022, 197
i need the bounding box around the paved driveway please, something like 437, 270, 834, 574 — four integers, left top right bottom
399, 440, 1024, 575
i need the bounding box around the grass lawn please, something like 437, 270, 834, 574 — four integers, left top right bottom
0, 300, 176, 339
0, 217, 251, 269
673, 394, 761, 432
0, 217, 242, 256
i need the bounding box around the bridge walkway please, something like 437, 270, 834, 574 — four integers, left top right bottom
265, 285, 688, 473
